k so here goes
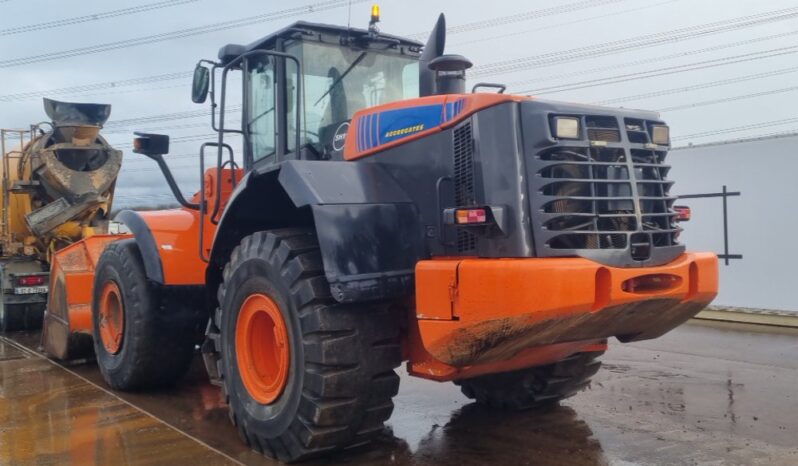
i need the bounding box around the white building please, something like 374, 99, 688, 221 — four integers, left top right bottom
669, 133, 798, 313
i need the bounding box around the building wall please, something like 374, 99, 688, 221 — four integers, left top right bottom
668, 135, 798, 312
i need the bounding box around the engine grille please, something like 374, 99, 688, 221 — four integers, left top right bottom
586, 115, 621, 142
453, 121, 478, 253
530, 116, 682, 265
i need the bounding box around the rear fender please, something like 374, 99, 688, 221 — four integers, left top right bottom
115, 209, 208, 286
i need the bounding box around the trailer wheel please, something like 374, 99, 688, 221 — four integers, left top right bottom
0, 302, 45, 332
214, 229, 401, 462
456, 351, 604, 410
92, 239, 203, 390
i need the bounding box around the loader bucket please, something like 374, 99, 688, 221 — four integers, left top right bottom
41, 234, 129, 360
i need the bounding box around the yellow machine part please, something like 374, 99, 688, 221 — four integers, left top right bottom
0, 144, 35, 243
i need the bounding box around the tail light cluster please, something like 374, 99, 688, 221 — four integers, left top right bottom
17, 275, 46, 286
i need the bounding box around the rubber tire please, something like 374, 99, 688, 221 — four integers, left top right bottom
213, 229, 401, 463
456, 351, 604, 410
92, 239, 204, 391
0, 302, 44, 332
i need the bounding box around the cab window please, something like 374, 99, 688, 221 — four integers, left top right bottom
285, 41, 419, 152
247, 56, 276, 161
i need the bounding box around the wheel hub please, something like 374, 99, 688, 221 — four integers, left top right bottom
235, 293, 290, 404
98, 281, 124, 354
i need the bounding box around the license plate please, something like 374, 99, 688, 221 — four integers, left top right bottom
14, 286, 48, 295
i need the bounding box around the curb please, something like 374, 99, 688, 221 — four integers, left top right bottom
694, 306, 798, 329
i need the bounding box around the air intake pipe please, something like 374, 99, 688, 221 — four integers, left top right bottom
420, 14, 474, 96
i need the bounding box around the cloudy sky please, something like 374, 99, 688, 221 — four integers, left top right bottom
1, 0, 796, 208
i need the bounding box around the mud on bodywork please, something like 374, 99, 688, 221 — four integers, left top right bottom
431, 298, 710, 368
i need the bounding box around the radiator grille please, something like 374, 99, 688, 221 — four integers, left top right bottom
453, 122, 478, 253
586, 115, 621, 142
532, 121, 680, 262
453, 122, 476, 206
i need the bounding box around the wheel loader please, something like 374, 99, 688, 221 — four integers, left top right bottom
42, 8, 718, 462
0, 100, 121, 332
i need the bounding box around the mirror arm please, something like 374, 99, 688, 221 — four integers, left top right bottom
141, 152, 200, 210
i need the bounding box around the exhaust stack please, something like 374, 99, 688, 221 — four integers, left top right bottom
420, 14, 474, 96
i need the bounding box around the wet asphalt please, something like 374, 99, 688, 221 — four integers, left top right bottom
1, 320, 797, 466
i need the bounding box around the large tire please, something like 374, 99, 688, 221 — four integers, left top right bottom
0, 302, 45, 332
211, 229, 401, 462
92, 239, 204, 391
456, 351, 604, 410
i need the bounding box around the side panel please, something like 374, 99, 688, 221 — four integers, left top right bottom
115, 209, 209, 286
343, 93, 531, 160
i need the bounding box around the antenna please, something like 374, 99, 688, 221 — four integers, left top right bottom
347, 0, 352, 29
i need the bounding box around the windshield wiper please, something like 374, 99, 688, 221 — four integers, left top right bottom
314, 51, 367, 106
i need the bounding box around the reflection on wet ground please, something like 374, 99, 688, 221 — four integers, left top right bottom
2, 320, 798, 465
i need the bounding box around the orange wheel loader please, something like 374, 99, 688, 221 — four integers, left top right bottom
42, 10, 718, 463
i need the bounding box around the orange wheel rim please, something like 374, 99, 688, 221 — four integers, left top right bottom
235, 293, 290, 404
98, 281, 124, 355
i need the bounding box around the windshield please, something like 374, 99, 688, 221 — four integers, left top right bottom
285, 40, 419, 151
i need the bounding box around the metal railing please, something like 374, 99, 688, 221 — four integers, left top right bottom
678, 185, 742, 265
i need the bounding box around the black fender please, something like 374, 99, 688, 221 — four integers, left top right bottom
208, 160, 425, 303
114, 210, 164, 284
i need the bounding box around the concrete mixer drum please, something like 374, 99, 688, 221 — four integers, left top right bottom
0, 99, 122, 331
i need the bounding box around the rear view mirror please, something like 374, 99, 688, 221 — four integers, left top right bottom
192, 64, 210, 104
132, 132, 169, 158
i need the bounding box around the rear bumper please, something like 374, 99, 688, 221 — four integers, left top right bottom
406, 252, 718, 381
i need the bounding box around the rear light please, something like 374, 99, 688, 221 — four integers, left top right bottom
18, 275, 46, 286
673, 205, 691, 222
455, 208, 487, 224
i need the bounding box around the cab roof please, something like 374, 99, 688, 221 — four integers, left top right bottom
218, 21, 424, 63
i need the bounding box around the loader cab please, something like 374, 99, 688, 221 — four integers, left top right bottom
197, 21, 423, 168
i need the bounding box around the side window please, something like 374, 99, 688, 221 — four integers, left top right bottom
247, 57, 276, 162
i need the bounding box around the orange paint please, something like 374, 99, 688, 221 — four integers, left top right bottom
407, 253, 718, 381
136, 209, 210, 285
42, 234, 131, 360
97, 281, 124, 354
343, 93, 532, 160
235, 293, 290, 405
138, 167, 241, 285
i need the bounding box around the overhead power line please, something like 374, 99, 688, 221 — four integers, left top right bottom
516, 45, 798, 95
115, 132, 239, 148
673, 117, 798, 141
407, 0, 632, 40
453, 0, 679, 47
0, 0, 198, 36
672, 129, 798, 149
4, 5, 795, 104
5, 29, 795, 106
470, 6, 798, 77
658, 86, 798, 112
593, 66, 798, 105
103, 105, 241, 128
0, 72, 192, 103
0, 0, 369, 68
504, 29, 798, 89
